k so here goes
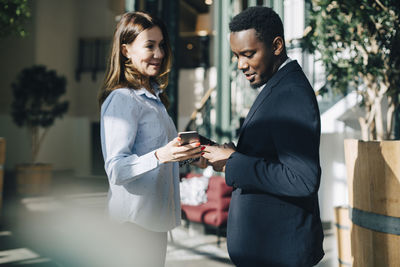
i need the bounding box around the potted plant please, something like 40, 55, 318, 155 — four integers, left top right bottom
303, 0, 400, 141
303, 1, 400, 266
11, 65, 69, 195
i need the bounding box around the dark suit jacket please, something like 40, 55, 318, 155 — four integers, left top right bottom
225, 60, 324, 267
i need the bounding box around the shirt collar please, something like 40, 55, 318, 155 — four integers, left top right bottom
132, 83, 161, 100
278, 57, 293, 71
257, 57, 293, 92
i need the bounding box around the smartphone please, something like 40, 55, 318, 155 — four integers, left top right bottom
178, 131, 200, 145
199, 134, 216, 146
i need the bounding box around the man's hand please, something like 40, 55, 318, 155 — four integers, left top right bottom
190, 156, 208, 169
202, 143, 236, 172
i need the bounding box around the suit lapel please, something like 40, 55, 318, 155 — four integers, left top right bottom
239, 84, 272, 135
237, 61, 301, 141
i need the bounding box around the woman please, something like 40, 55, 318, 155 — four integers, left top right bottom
99, 11, 202, 266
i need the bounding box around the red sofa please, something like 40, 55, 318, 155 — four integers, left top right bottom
181, 174, 233, 245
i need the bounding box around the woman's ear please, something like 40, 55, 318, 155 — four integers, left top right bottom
272, 36, 284, 56
121, 44, 129, 58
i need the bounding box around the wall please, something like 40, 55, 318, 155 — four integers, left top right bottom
34, 0, 79, 115
318, 92, 362, 221
0, 1, 35, 114
284, 0, 304, 41
75, 0, 117, 121
177, 67, 217, 132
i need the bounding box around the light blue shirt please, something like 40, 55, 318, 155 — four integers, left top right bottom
100, 87, 181, 232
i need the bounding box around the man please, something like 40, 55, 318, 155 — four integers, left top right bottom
202, 6, 324, 267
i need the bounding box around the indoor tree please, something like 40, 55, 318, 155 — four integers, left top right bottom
303, 0, 400, 140
11, 65, 69, 163
0, 0, 30, 38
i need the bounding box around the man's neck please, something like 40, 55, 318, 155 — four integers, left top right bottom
256, 55, 289, 90
273, 54, 289, 74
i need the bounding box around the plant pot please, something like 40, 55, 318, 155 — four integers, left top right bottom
15, 163, 52, 196
334, 206, 352, 267
344, 139, 400, 267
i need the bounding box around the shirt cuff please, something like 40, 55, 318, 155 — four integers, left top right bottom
138, 149, 161, 171
153, 150, 162, 165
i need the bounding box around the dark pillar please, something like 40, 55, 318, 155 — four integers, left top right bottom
143, 0, 179, 126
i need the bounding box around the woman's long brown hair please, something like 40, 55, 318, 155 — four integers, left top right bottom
98, 11, 171, 108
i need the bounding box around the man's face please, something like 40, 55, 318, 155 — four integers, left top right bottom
230, 29, 273, 88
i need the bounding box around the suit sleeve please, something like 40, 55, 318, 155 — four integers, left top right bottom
225, 86, 321, 197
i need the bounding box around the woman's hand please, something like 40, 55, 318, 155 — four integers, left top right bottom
155, 137, 203, 164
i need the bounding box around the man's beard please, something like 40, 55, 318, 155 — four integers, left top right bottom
250, 81, 265, 89
249, 63, 274, 89
249, 74, 268, 89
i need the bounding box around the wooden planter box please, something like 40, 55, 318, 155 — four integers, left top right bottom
344, 139, 400, 267
16, 163, 52, 196
334, 205, 352, 267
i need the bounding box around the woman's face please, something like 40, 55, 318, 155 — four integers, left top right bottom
122, 26, 165, 77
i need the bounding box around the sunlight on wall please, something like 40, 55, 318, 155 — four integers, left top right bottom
332, 161, 349, 207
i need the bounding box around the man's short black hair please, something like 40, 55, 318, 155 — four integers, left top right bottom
229, 6, 285, 47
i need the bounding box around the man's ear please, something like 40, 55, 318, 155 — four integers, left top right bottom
121, 44, 129, 58
272, 36, 284, 56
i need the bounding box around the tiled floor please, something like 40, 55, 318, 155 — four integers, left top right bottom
166, 225, 233, 267
0, 171, 337, 267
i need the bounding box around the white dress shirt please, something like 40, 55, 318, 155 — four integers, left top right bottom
278, 57, 293, 71
257, 57, 293, 92
100, 87, 180, 232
